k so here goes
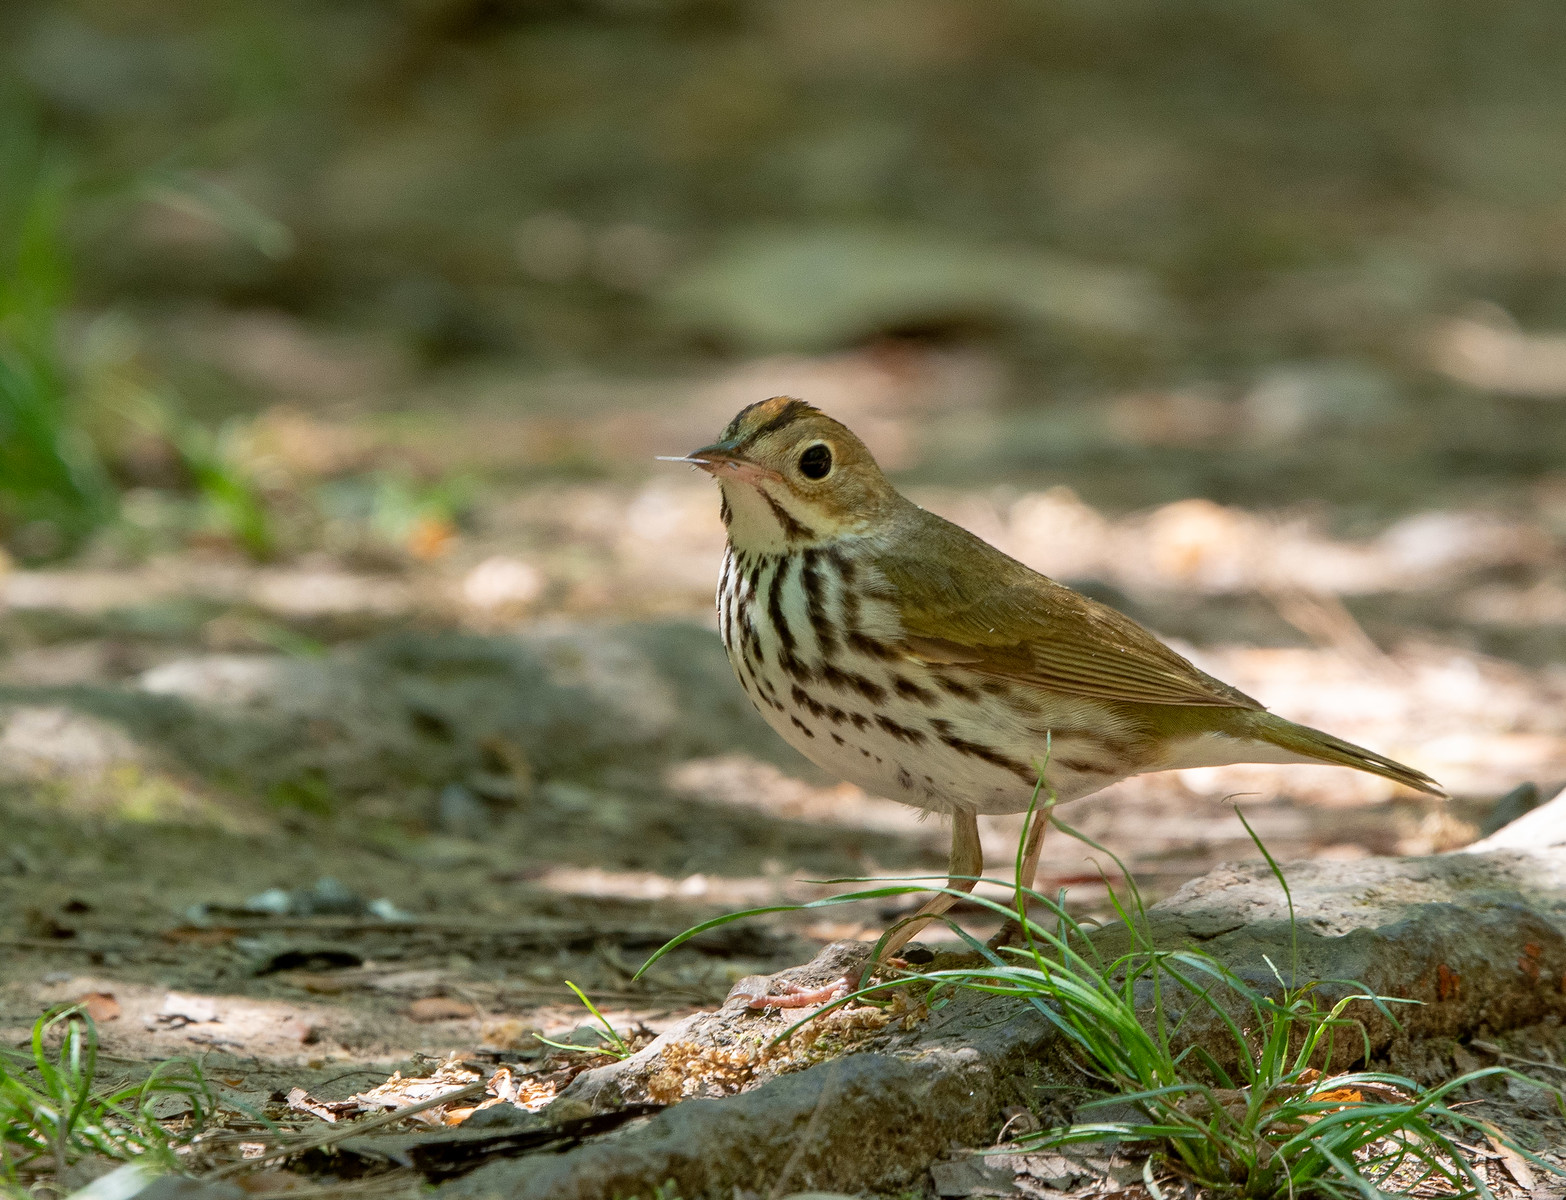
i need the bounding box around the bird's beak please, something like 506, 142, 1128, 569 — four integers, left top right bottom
659, 443, 780, 483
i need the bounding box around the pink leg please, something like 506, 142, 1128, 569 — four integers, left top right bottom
877, 808, 983, 962
988, 805, 1049, 949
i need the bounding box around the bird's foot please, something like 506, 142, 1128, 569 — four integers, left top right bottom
743, 976, 851, 1009
986, 918, 1025, 952
721, 941, 871, 1010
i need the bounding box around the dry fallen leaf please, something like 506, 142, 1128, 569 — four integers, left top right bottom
1488, 1134, 1537, 1191
407, 516, 458, 560
77, 991, 120, 1022
285, 1086, 340, 1123
409, 997, 478, 1022
1309, 1087, 1364, 1106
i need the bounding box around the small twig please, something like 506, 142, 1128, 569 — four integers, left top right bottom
0, 938, 133, 953
767, 1058, 842, 1200
1470, 1040, 1566, 1075
203, 1080, 486, 1178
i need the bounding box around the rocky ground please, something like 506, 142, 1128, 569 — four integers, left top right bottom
13, 2, 1566, 1194
6, 363, 1566, 1194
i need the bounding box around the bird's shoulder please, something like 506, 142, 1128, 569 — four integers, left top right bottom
868, 508, 1261, 710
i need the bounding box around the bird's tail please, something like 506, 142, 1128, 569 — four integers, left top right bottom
1251, 712, 1446, 798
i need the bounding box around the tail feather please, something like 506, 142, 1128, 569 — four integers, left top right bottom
1252, 714, 1446, 798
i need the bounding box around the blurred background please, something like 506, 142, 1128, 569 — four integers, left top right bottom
6, 0, 1566, 1066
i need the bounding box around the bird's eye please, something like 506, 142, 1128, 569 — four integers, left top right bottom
798, 442, 833, 480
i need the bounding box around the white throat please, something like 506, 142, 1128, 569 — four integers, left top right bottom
720, 479, 825, 554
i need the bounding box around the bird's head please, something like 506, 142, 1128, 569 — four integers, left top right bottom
671, 397, 901, 551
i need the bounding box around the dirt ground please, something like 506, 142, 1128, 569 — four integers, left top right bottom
5, 354, 1566, 1194
14, 2, 1566, 1191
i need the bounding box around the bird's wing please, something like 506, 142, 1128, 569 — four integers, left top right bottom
877, 520, 1263, 710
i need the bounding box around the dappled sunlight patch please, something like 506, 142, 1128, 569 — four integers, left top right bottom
25, 979, 327, 1062
339, 1057, 530, 1126
0, 705, 143, 776
0, 706, 248, 828
531, 865, 791, 906
914, 489, 1553, 598
1186, 644, 1566, 799
664, 753, 936, 837
95, 764, 236, 827
249, 567, 418, 618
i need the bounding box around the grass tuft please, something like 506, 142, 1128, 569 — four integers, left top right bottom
534, 981, 636, 1060
0, 1005, 211, 1192
0, 113, 115, 560
640, 789, 1565, 1200
0, 107, 284, 564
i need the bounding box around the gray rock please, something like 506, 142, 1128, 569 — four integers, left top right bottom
4, 622, 789, 814
440, 847, 1566, 1200
661, 226, 1170, 352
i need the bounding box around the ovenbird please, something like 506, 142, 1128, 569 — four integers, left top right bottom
673, 397, 1442, 964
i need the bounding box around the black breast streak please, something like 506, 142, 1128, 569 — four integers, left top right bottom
724, 584, 784, 713
734, 646, 784, 712
766, 555, 812, 682
790, 685, 850, 726
731, 586, 764, 675
827, 550, 902, 663
930, 723, 1036, 783
875, 714, 926, 745
743, 563, 766, 667
821, 662, 886, 703
747, 560, 765, 605
837, 566, 862, 633
719, 493, 732, 527
825, 545, 856, 585
935, 675, 979, 701
800, 548, 838, 660
789, 714, 815, 739
847, 631, 898, 661
743, 627, 765, 674
790, 684, 823, 718
893, 675, 937, 704
741, 615, 763, 668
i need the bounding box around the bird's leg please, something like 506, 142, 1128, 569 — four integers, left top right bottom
987, 804, 1049, 951
876, 808, 983, 964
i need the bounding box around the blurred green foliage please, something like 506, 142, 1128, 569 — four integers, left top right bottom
0, 110, 115, 559
8, 0, 1566, 370
0, 100, 285, 562
8, 0, 1566, 518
